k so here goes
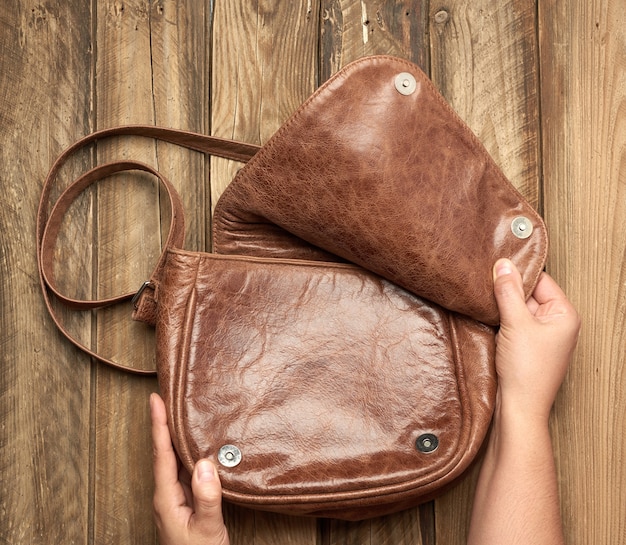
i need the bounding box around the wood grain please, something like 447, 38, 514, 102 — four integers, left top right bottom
539, 1, 626, 544
319, 0, 429, 82
0, 2, 93, 543
428, 2, 541, 543
429, 0, 541, 208
209, 0, 320, 223
93, 1, 160, 542
92, 1, 208, 542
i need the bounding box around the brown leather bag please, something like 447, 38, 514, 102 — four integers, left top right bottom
38, 56, 547, 520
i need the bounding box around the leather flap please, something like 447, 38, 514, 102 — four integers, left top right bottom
213, 55, 547, 325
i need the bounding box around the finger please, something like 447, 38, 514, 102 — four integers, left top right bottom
525, 294, 540, 315
492, 258, 529, 325
189, 459, 229, 541
150, 393, 188, 511
530, 271, 570, 308
530, 273, 581, 335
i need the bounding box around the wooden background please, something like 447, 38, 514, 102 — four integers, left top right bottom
1, 0, 624, 543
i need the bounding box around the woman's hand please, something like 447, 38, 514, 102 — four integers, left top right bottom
467, 258, 580, 545
150, 393, 230, 545
492, 258, 581, 421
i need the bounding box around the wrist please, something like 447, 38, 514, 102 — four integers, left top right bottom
489, 390, 553, 451
495, 384, 556, 427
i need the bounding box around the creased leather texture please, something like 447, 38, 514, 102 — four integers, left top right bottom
155, 251, 496, 519
213, 56, 547, 326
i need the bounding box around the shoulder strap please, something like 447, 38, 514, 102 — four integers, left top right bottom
37, 125, 260, 375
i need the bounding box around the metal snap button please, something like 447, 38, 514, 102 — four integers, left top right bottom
511, 216, 533, 239
217, 445, 242, 467
395, 72, 417, 95
416, 433, 439, 453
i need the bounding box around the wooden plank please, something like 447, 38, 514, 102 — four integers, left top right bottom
327, 509, 424, 545
539, 1, 626, 544
93, 1, 208, 542
210, 0, 320, 208
429, 0, 541, 207
320, 0, 429, 81
319, 2, 431, 543
93, 1, 160, 542
428, 1, 541, 543
150, 0, 210, 252
0, 1, 94, 544
210, 1, 320, 543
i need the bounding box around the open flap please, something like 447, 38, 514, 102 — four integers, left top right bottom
213, 55, 547, 325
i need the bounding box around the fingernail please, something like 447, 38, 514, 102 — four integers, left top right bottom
197, 460, 215, 482
495, 259, 513, 278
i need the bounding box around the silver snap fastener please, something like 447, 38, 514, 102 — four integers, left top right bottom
217, 445, 242, 467
416, 433, 439, 453
511, 216, 533, 239
395, 72, 417, 95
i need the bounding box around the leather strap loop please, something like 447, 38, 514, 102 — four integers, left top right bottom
40, 160, 185, 309
37, 125, 259, 374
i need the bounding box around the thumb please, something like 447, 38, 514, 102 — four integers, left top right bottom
492, 258, 529, 326
189, 459, 228, 540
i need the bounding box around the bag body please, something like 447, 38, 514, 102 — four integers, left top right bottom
155, 251, 496, 519
38, 55, 547, 520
